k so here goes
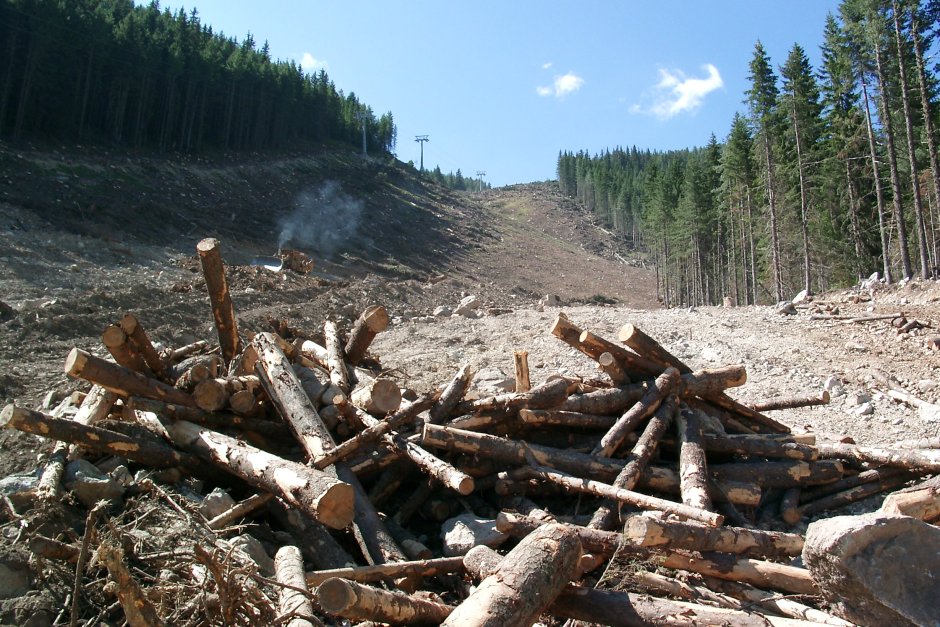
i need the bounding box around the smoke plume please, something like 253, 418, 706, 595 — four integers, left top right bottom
277, 181, 363, 258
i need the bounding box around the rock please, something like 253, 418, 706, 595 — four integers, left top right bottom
776, 301, 797, 315
859, 272, 882, 290
853, 402, 874, 416
0, 472, 39, 509
0, 560, 30, 600
432, 306, 452, 317
199, 488, 236, 520
454, 295, 481, 317
791, 289, 810, 304
845, 392, 872, 407
700, 346, 722, 363
538, 294, 562, 309
230, 534, 275, 576
472, 366, 514, 394
440, 514, 508, 557
64, 459, 124, 508
0, 300, 15, 322
803, 513, 940, 627
916, 379, 937, 394
844, 341, 866, 352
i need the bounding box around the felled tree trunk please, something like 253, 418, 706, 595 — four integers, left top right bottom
880, 474, 940, 521
164, 419, 353, 529
593, 368, 679, 457
317, 578, 452, 625
120, 313, 168, 381
429, 364, 473, 424
677, 406, 713, 513
196, 238, 241, 364
274, 546, 321, 627
344, 305, 389, 366
441, 522, 581, 627
65, 348, 197, 408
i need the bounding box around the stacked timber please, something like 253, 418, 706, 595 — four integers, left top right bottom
4, 237, 939, 626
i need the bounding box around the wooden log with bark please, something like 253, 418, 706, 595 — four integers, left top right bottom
196, 237, 241, 364
344, 305, 389, 366
597, 351, 629, 385
164, 419, 353, 529
429, 364, 473, 424
797, 469, 918, 518
621, 514, 804, 558
677, 405, 714, 513
659, 550, 817, 596
452, 376, 570, 417
441, 522, 581, 627
120, 313, 168, 381
324, 320, 351, 393
593, 367, 679, 457
880, 474, 940, 521
2, 404, 202, 471
549, 313, 661, 377
317, 578, 452, 625
66, 348, 197, 408
588, 395, 678, 530
711, 459, 844, 488
102, 323, 151, 374
513, 350, 530, 392
98, 540, 166, 627
306, 556, 465, 587
274, 545, 322, 627
748, 390, 830, 412
817, 440, 940, 473
349, 376, 401, 416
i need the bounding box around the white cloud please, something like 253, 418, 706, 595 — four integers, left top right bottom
542, 62, 553, 70
537, 71, 585, 98
632, 63, 723, 119
301, 52, 328, 72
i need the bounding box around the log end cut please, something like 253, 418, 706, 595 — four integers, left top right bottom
317, 577, 358, 614
196, 237, 221, 256
315, 481, 356, 530
64, 347, 89, 377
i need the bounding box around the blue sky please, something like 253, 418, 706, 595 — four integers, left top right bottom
157, 1, 843, 186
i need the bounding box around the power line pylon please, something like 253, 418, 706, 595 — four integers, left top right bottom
476, 171, 486, 192
414, 135, 429, 172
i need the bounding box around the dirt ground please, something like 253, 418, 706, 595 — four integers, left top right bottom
2, 143, 940, 625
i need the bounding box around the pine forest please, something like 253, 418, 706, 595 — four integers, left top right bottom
558, 0, 940, 306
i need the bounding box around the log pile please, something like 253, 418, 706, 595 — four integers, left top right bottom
3, 238, 938, 626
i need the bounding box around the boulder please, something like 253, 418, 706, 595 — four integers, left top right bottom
803, 512, 940, 626
454, 295, 481, 317
199, 488, 236, 520
440, 514, 508, 557
64, 459, 124, 508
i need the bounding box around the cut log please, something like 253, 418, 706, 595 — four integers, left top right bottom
164, 339, 209, 363
306, 556, 465, 587
702, 432, 819, 461
639, 465, 762, 507
660, 550, 817, 596
618, 323, 692, 373
748, 390, 830, 412
549, 313, 661, 377
344, 305, 389, 366
429, 364, 473, 424
597, 351, 629, 385
880, 474, 940, 521
274, 546, 321, 627
799, 466, 910, 502
513, 350, 530, 393
701, 577, 855, 626
817, 440, 940, 473
621, 514, 804, 558
324, 320, 351, 393
196, 238, 241, 364
518, 408, 616, 430
514, 463, 723, 526
120, 313, 168, 381
207, 492, 274, 530
102, 324, 151, 374
588, 395, 677, 530
65, 348, 197, 408
593, 367, 679, 457
268, 499, 356, 570
677, 405, 713, 513
558, 382, 646, 415
453, 376, 570, 416
163, 419, 353, 529
780, 487, 803, 525
798, 469, 917, 517
2, 404, 200, 471
350, 377, 401, 416
317, 578, 452, 625
441, 522, 581, 627
711, 459, 844, 488
126, 397, 289, 440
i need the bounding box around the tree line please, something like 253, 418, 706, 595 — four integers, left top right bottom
558, 0, 940, 306
0, 0, 396, 154
424, 165, 492, 192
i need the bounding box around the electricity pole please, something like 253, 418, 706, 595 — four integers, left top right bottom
414, 135, 429, 172
476, 170, 486, 192
355, 111, 368, 155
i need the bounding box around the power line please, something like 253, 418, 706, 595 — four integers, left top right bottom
414, 135, 429, 172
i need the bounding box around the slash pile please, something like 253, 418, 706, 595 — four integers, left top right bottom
3, 237, 939, 626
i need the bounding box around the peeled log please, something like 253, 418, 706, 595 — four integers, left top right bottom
660, 550, 817, 596
317, 578, 452, 625
677, 405, 713, 513
65, 348, 197, 408
164, 419, 353, 529
196, 238, 241, 364
344, 305, 389, 366
441, 522, 581, 627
